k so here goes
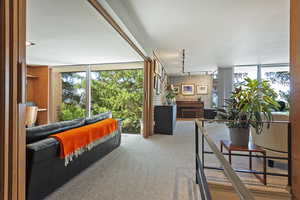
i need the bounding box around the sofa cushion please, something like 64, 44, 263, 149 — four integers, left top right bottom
58, 118, 86, 132
85, 111, 112, 125
27, 138, 59, 163
26, 118, 85, 144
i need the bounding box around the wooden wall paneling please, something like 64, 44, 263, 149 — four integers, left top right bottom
291, 0, 300, 199
26, 65, 49, 125
0, 0, 26, 199
143, 60, 150, 138
149, 60, 154, 136
143, 59, 154, 138
0, 1, 9, 199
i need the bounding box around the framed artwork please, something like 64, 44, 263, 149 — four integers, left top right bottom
197, 85, 208, 95
155, 60, 162, 76
163, 68, 167, 83
154, 60, 159, 74
154, 75, 157, 89
156, 77, 161, 95
173, 85, 180, 94
181, 84, 195, 95
161, 68, 165, 81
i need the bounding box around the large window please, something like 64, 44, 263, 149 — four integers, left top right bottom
234, 66, 258, 87
59, 71, 87, 121
91, 69, 144, 133
52, 64, 144, 133
233, 64, 290, 103
261, 66, 290, 102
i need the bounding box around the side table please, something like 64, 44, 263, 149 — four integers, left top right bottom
220, 140, 267, 185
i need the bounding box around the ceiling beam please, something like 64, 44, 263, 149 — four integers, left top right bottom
88, 0, 148, 61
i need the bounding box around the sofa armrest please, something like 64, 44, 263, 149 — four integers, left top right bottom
27, 138, 59, 164
116, 118, 122, 132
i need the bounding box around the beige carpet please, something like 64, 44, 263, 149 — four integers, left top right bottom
45, 121, 289, 200
45, 121, 200, 200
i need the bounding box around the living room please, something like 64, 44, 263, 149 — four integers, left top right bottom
2, 0, 300, 200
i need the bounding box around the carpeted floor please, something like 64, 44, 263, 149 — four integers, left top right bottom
45, 120, 289, 200
45, 121, 200, 200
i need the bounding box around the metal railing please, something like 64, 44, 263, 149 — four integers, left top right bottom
195, 119, 292, 200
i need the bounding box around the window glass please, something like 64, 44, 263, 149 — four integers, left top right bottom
234, 66, 258, 87
59, 71, 87, 121
91, 69, 143, 133
261, 66, 290, 102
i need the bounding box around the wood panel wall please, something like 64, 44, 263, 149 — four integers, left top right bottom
0, 0, 26, 199
143, 60, 154, 138
27, 65, 50, 125
291, 0, 300, 199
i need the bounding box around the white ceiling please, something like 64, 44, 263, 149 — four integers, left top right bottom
26, 0, 143, 66
107, 0, 290, 75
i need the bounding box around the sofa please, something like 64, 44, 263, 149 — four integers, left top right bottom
251, 112, 289, 167
26, 112, 122, 200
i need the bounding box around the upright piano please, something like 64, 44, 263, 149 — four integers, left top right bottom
176, 101, 204, 118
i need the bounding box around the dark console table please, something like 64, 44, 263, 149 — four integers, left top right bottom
176, 101, 204, 118
154, 105, 177, 135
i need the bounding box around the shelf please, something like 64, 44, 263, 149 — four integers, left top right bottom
37, 108, 47, 112
26, 74, 38, 79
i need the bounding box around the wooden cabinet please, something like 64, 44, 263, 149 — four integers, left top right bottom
26, 65, 49, 125
154, 105, 177, 135
176, 101, 204, 118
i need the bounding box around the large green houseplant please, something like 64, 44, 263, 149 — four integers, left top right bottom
219, 78, 279, 146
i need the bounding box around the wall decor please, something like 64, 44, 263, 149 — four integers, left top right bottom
182, 84, 195, 95
156, 77, 161, 95
158, 61, 162, 76
173, 85, 180, 94
154, 60, 162, 76
197, 85, 208, 95
154, 75, 157, 89
161, 68, 165, 81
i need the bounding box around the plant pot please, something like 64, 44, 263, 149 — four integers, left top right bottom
229, 127, 250, 146
166, 99, 173, 105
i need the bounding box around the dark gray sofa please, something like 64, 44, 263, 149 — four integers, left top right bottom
26, 112, 121, 200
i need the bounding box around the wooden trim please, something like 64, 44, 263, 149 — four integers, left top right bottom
0, 0, 26, 199
0, 1, 9, 199
87, 0, 148, 61
143, 60, 154, 138
143, 60, 150, 138
149, 60, 154, 136
87, 0, 153, 137
291, 0, 300, 199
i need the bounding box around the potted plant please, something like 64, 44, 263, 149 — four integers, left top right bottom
219, 78, 279, 146
197, 96, 202, 103
165, 85, 176, 105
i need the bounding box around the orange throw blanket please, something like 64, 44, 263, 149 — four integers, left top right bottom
50, 118, 118, 166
